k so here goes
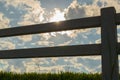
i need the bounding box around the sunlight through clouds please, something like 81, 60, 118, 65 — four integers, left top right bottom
49, 8, 65, 22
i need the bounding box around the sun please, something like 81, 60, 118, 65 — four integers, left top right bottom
49, 9, 73, 37
49, 9, 66, 22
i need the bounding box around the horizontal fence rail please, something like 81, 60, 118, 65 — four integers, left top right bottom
0, 13, 120, 38
0, 16, 100, 37
0, 42, 120, 59
0, 44, 101, 59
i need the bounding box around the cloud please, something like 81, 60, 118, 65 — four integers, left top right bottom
62, 0, 100, 39
39, 33, 51, 40
117, 33, 120, 42
0, 0, 45, 43
17, 35, 32, 42
34, 65, 65, 73
95, 0, 120, 12
0, 60, 9, 71
37, 31, 74, 47
23, 58, 58, 73
58, 40, 72, 46
64, 0, 86, 20
0, 13, 10, 29
64, 0, 120, 19
37, 41, 54, 47
9, 65, 21, 73
17, 0, 45, 25
0, 59, 26, 73
57, 30, 79, 39
49, 8, 65, 22
64, 0, 101, 20
75, 56, 101, 72
79, 56, 101, 61
3, 59, 29, 73
0, 41, 15, 50
23, 60, 36, 73
95, 39, 101, 44
62, 56, 101, 73
51, 58, 59, 65
17, 21, 35, 26
1, 0, 45, 25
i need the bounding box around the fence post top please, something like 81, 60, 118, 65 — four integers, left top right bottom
101, 7, 116, 12
101, 6, 115, 9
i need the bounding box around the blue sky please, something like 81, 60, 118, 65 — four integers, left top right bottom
0, 0, 120, 73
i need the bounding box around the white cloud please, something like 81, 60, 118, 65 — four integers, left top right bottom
64, 0, 100, 20
0, 41, 15, 50
63, 56, 101, 72
62, 0, 100, 39
23, 61, 36, 73
17, 21, 35, 26
65, 0, 120, 19
80, 56, 101, 61
2, 0, 45, 25
96, 28, 101, 35
35, 58, 49, 65
20, 0, 45, 24
0, 60, 9, 71
58, 30, 78, 38
95, 39, 101, 44
9, 65, 21, 73
64, 0, 86, 19
0, 0, 45, 43
23, 58, 63, 73
0, 13, 10, 29
0, 59, 25, 73
117, 33, 120, 42
39, 33, 51, 40
37, 41, 54, 46
49, 8, 65, 22
51, 58, 59, 64
96, 0, 120, 12
58, 40, 72, 46
34, 65, 65, 73
17, 35, 32, 42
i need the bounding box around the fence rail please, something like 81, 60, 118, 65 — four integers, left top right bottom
0, 16, 100, 37
0, 13, 120, 37
0, 7, 120, 80
0, 44, 101, 59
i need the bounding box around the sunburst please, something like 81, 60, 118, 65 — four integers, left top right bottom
49, 9, 65, 22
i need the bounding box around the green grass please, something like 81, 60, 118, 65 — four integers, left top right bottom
0, 71, 102, 80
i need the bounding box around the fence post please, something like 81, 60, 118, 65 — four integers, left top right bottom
101, 7, 119, 80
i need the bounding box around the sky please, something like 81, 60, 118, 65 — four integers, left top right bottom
0, 0, 120, 73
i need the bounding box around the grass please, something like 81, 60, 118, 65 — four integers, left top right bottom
0, 71, 102, 80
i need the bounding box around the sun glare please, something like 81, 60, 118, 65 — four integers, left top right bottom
48, 9, 73, 36
49, 9, 66, 22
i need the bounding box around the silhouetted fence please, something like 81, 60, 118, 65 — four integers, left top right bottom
0, 7, 120, 80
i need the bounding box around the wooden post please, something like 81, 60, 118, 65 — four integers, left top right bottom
101, 7, 119, 80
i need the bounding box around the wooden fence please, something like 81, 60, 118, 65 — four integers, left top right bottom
0, 7, 120, 80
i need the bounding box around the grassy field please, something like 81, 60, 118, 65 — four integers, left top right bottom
0, 71, 102, 80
